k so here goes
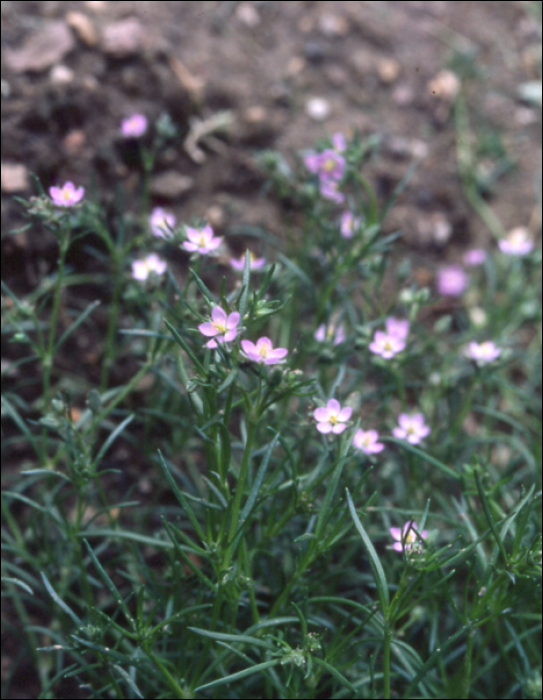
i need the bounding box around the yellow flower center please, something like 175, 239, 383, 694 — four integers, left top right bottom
329, 413, 338, 425
324, 158, 336, 172
212, 321, 226, 333
259, 343, 270, 358
405, 531, 416, 544
199, 235, 207, 247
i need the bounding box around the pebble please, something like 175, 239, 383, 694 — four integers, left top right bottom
1, 163, 29, 193
63, 130, 87, 157
305, 96, 331, 121
236, 2, 260, 27
318, 13, 349, 37
150, 171, 194, 199
377, 58, 401, 84
101, 18, 144, 58
392, 83, 414, 106
427, 70, 460, 101
4, 20, 75, 73
1, 80, 11, 98
49, 64, 75, 84
66, 11, 98, 47
304, 41, 327, 64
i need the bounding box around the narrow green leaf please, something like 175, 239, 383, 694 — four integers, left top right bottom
194, 659, 281, 692
164, 318, 205, 374
83, 540, 134, 626
188, 627, 275, 650
92, 414, 135, 470
40, 572, 82, 626
2, 577, 34, 595
312, 656, 359, 695
112, 665, 144, 699
386, 438, 461, 480
474, 470, 508, 566
238, 250, 251, 321
157, 450, 206, 544
346, 488, 389, 615
54, 300, 100, 352
190, 268, 215, 303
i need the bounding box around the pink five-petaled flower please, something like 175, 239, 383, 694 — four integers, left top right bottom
241, 337, 288, 365
182, 225, 222, 255
468, 340, 502, 365
498, 227, 534, 256
314, 322, 345, 345
392, 413, 431, 445
121, 113, 148, 138
340, 211, 362, 239
131, 254, 167, 281
198, 306, 240, 349
369, 331, 406, 359
230, 251, 266, 271
353, 428, 384, 454
390, 521, 428, 553
385, 317, 410, 340
463, 248, 487, 266
314, 399, 352, 435
49, 181, 85, 207
150, 207, 176, 239
436, 265, 468, 296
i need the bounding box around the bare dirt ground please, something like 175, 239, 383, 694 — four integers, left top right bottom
1, 1, 541, 697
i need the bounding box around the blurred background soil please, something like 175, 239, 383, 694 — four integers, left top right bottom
1, 2, 541, 697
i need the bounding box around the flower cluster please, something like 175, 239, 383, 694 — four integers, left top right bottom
468, 340, 502, 365
49, 182, 85, 207
150, 207, 176, 239
241, 337, 288, 365
121, 113, 148, 138
131, 254, 167, 281
182, 225, 222, 255
390, 521, 428, 552
198, 307, 241, 349
314, 321, 345, 345
369, 317, 409, 359
313, 399, 352, 435
392, 413, 431, 445
498, 227, 534, 256
304, 132, 347, 203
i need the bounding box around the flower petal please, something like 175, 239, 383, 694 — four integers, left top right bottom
198, 322, 218, 337
226, 312, 240, 329
389, 528, 403, 541
326, 398, 340, 413
317, 422, 332, 434
332, 423, 347, 434
314, 407, 330, 422
338, 406, 352, 422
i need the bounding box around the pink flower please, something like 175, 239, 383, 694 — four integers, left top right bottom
304, 149, 345, 181
498, 227, 534, 256
314, 322, 345, 345
230, 251, 266, 271
150, 207, 176, 239
182, 225, 222, 255
392, 413, 431, 444
436, 265, 467, 296
49, 181, 85, 207
468, 341, 502, 365
198, 306, 240, 349
385, 317, 410, 340
320, 179, 344, 204
241, 337, 288, 365
369, 331, 406, 359
390, 521, 428, 553
463, 248, 487, 266
353, 428, 384, 454
313, 399, 352, 435
340, 211, 362, 239
332, 132, 347, 152
131, 254, 167, 281
121, 113, 148, 138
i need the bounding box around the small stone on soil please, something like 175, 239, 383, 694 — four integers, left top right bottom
150, 171, 194, 199
66, 11, 98, 47
4, 20, 75, 73
306, 97, 331, 121
101, 18, 144, 58
1, 163, 29, 193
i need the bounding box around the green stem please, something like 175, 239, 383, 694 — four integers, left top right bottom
42, 227, 70, 408
222, 421, 257, 570
383, 622, 392, 699
461, 628, 474, 699
145, 647, 189, 699
100, 256, 123, 390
